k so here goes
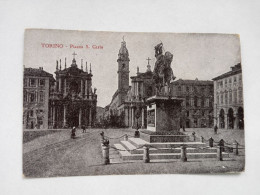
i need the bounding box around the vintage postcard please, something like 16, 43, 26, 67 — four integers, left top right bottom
23, 29, 245, 178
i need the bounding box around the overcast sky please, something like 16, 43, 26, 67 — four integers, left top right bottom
24, 29, 241, 107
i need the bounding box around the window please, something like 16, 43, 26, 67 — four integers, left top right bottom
30, 92, 35, 102
229, 78, 232, 83
186, 97, 189, 107
234, 90, 237, 103
229, 91, 232, 104
221, 94, 223, 104
178, 86, 182, 92
30, 78, 36, 86
190, 98, 194, 106
198, 98, 201, 106
201, 87, 204, 94
225, 92, 228, 105
217, 95, 219, 105
201, 97, 204, 107
194, 96, 198, 107
30, 110, 33, 117
39, 79, 45, 86
186, 86, 189, 92
220, 81, 223, 88
202, 110, 205, 117
186, 111, 189, 117
39, 91, 44, 102
233, 76, 237, 82
206, 98, 209, 107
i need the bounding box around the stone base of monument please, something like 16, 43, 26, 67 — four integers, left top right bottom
140, 130, 190, 143
112, 138, 230, 162
142, 95, 189, 142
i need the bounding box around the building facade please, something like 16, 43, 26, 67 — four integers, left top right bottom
49, 55, 97, 129
170, 79, 214, 128
23, 67, 54, 129
212, 63, 244, 129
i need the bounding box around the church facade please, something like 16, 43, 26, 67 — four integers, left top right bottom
49, 55, 97, 129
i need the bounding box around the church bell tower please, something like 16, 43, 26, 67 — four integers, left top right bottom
117, 38, 130, 105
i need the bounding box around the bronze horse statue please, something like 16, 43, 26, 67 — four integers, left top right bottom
153, 43, 176, 94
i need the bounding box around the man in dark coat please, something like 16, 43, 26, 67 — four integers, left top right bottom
71, 127, 76, 139
82, 125, 86, 133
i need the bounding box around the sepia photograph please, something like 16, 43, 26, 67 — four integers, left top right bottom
23, 29, 245, 178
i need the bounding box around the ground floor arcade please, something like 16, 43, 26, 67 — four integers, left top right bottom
215, 106, 244, 129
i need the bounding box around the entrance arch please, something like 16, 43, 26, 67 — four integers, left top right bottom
237, 107, 244, 129
219, 109, 225, 128
228, 108, 234, 129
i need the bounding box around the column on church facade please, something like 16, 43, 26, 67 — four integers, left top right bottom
63, 105, 66, 127
132, 82, 135, 100
141, 82, 144, 97
141, 107, 145, 128
59, 78, 62, 92
79, 108, 82, 127
127, 108, 130, 127
81, 79, 83, 97
128, 107, 131, 127
64, 79, 66, 95
136, 82, 139, 100
88, 107, 92, 127
85, 80, 88, 98
131, 107, 135, 128
52, 106, 56, 128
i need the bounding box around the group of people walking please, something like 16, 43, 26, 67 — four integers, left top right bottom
71, 125, 87, 139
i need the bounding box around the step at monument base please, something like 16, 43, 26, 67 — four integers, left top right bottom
113, 137, 229, 162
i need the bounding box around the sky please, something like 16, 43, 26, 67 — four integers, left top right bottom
24, 29, 241, 107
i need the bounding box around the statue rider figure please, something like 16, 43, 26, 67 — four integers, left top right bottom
153, 42, 176, 96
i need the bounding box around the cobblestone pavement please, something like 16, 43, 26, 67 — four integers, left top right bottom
23, 128, 245, 178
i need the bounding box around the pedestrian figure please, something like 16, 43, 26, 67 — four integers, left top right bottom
71, 126, 76, 139
82, 125, 86, 133
192, 131, 196, 141
214, 125, 218, 135
135, 125, 140, 138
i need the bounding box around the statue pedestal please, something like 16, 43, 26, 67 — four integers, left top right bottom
146, 95, 183, 132
141, 95, 189, 142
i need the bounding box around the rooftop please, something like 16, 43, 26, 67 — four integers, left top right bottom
171, 78, 213, 85
212, 63, 242, 81
24, 67, 53, 78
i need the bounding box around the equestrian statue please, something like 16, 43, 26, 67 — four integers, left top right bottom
153, 43, 176, 95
